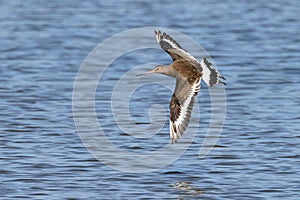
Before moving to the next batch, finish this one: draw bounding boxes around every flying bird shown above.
[138,30,225,143]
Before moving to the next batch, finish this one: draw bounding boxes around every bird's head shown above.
[137,65,165,76]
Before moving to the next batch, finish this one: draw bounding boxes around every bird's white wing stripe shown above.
[155,30,199,63]
[158,37,178,49]
[200,58,224,87]
[201,58,212,86]
[155,30,183,50]
[175,78,200,127]
[170,78,201,142]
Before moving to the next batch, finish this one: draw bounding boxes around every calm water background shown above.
[1,0,300,199]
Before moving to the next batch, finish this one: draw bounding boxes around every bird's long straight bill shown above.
[136,70,154,77]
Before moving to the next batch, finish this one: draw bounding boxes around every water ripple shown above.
[1,0,300,199]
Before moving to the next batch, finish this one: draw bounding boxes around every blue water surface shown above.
[1,0,299,199]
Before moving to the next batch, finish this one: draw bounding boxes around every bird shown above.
[137,30,225,143]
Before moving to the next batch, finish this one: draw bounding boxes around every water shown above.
[1,0,300,199]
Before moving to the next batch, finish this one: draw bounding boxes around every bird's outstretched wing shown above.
[154,30,225,87]
[155,30,196,63]
[169,76,201,143]
[200,57,226,87]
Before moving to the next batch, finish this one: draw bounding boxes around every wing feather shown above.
[169,77,201,143]
[155,30,226,87]
[155,30,197,63]
[200,58,226,87]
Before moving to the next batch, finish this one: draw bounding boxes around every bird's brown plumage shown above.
[171,59,202,84]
